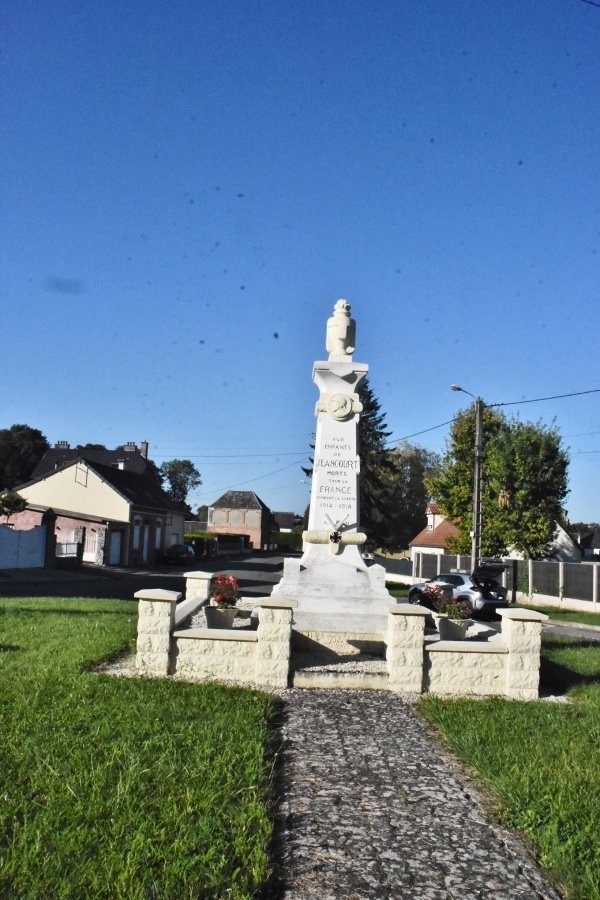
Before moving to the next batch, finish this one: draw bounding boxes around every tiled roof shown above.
[32,447,155,480]
[273,511,296,530]
[410,519,460,549]
[86,462,177,511]
[211,490,270,512]
[579,531,600,550]
[425,502,441,514]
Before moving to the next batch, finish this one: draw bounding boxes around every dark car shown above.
[163,543,196,564]
[408,562,509,618]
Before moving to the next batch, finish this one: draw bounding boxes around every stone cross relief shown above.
[304,513,367,556]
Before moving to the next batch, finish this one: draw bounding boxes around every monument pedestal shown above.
[274,547,392,633]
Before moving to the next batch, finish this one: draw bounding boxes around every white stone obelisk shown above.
[272,300,392,631]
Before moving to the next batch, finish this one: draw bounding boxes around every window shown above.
[133,516,142,550]
[155,519,162,550]
[212,509,227,525]
[245,510,259,526]
[229,510,242,526]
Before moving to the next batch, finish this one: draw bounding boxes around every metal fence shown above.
[563,563,594,602]
[414,553,598,605]
[532,561,560,597]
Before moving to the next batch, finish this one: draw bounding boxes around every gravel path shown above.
[272,690,562,899]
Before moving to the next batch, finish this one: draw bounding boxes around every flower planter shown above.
[205,607,238,629]
[437,617,472,641]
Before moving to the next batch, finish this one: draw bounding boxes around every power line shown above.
[493,388,600,407]
[192,456,312,499]
[385,419,454,447]
[384,389,600,449]
[152,451,306,460]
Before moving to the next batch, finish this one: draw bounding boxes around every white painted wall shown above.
[21,465,130,522]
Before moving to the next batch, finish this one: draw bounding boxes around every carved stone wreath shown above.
[315,393,363,421]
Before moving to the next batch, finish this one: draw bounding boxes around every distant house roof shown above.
[410,519,460,550]
[273,511,296,530]
[210,491,271,512]
[32,444,157,481]
[579,531,600,551]
[425,502,441,515]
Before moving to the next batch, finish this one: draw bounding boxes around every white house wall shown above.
[21,465,130,523]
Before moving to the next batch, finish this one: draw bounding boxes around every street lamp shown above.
[451,385,484,571]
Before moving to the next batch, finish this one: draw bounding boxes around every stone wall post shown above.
[135,588,181,676]
[386,605,428,693]
[255,600,295,688]
[499,607,548,700]
[184,570,213,601]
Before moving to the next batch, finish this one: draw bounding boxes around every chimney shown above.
[140,441,149,459]
[55,441,70,450]
[123,442,137,452]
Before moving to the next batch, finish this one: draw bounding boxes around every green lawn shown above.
[386,583,410,598]
[0,598,278,899]
[420,636,600,900]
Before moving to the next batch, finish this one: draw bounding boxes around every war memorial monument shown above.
[271,299,393,633]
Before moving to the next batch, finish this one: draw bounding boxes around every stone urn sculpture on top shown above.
[205,574,240,629]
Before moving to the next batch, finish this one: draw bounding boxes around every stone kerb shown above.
[135,588,181,677]
[255,599,295,688]
[386,605,428,693]
[499,607,548,700]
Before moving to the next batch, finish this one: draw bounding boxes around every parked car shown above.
[163,543,195,564]
[408,562,509,618]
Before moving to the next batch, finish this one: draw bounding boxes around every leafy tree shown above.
[79,443,107,451]
[357,378,396,549]
[159,459,202,511]
[0,490,27,523]
[0,425,50,489]
[195,504,209,522]
[569,521,600,534]
[427,404,569,559]
[486,418,569,558]
[385,442,440,550]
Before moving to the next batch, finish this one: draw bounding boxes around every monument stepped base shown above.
[291,625,389,689]
[292,670,390,690]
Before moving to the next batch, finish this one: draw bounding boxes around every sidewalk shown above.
[273,690,561,899]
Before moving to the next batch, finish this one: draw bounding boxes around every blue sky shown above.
[2,0,599,521]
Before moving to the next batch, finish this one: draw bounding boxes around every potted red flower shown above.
[205,575,240,629]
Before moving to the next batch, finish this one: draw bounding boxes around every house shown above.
[409,503,582,566]
[207,491,273,550]
[1,458,185,566]
[409,503,460,563]
[32,440,157,480]
[272,511,300,532]
[577,531,600,559]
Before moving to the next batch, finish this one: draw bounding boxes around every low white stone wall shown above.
[135,588,181,677]
[386,605,428,693]
[425,643,508,697]
[172,629,258,681]
[134,589,547,699]
[386,604,547,699]
[135,585,295,687]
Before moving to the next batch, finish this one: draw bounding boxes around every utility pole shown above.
[451,385,484,571]
[471,397,484,571]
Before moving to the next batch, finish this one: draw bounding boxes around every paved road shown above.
[0,552,286,600]
[543,621,600,642]
[273,690,562,899]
